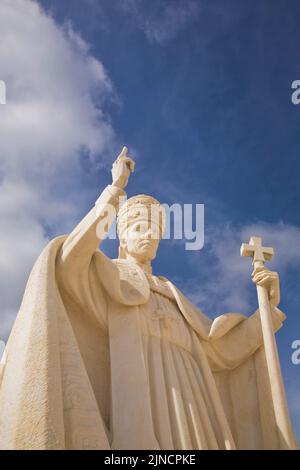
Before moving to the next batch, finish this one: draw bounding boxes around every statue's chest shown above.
[145,273,174,300]
[111,260,192,350]
[140,290,193,352]
[142,274,186,332]
[113,259,175,302]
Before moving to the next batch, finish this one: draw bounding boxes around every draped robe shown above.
[0,185,297,450]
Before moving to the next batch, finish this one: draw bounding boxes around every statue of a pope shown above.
[0,148,296,450]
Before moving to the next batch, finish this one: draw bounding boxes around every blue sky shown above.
[0,0,299,441]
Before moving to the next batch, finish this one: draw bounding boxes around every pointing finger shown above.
[120,146,128,157]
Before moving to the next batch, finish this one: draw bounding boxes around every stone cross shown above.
[240,236,274,266]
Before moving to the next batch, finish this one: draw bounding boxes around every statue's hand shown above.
[252,267,280,307]
[111,146,135,189]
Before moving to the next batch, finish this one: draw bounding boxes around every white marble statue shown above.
[0,148,297,450]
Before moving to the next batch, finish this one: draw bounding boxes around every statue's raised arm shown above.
[58,147,135,274]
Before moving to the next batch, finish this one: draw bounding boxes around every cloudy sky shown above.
[0,0,300,440]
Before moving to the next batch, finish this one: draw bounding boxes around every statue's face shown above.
[122,220,161,263]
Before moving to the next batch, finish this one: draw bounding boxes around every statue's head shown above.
[117,195,166,264]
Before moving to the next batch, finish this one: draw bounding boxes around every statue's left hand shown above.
[252,267,280,307]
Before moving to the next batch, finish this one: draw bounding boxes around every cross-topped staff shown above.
[241,236,297,449]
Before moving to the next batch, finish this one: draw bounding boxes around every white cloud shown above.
[119,0,200,45]
[144,1,200,45]
[0,0,116,340]
[0,0,115,175]
[184,222,300,316]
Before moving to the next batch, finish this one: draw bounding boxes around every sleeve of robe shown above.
[200,308,297,449]
[57,184,126,328]
[59,184,125,270]
[203,306,286,371]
